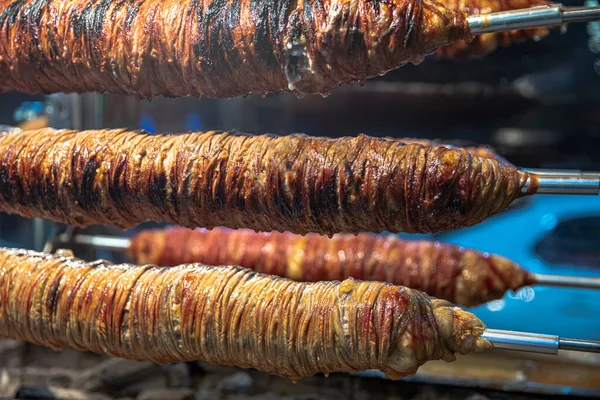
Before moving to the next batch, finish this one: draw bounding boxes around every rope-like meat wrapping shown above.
[0,128,538,235]
[0,247,491,380]
[436,0,551,59]
[386,137,514,167]
[0,0,471,99]
[128,227,536,307]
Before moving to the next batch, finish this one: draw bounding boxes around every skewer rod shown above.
[562,6,600,23]
[526,169,600,177]
[468,5,563,34]
[534,274,600,290]
[482,329,558,354]
[522,174,600,194]
[483,329,600,354]
[62,234,130,252]
[559,338,600,353]
[468,5,600,34]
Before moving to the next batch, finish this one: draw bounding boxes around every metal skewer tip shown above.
[468,4,600,34]
[534,274,600,290]
[57,233,131,252]
[483,329,600,354]
[525,168,600,177]
[559,338,600,353]
[562,5,600,24]
[522,173,600,195]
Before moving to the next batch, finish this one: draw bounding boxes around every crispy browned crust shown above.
[128,227,536,307]
[0,247,491,380]
[436,0,552,59]
[385,137,514,167]
[0,0,471,99]
[0,129,538,235]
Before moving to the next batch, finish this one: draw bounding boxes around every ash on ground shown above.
[0,340,588,400]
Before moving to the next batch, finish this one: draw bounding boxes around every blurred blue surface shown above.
[399,195,600,340]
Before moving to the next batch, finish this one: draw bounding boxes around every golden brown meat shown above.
[0,128,539,235]
[0,0,471,99]
[0,247,491,380]
[128,227,535,307]
[386,137,514,166]
[436,0,551,59]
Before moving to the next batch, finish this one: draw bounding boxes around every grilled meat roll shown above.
[0,129,538,235]
[0,0,470,99]
[437,0,551,59]
[128,227,535,307]
[0,247,491,380]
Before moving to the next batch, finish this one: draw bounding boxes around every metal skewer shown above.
[64,233,131,252]
[534,274,600,290]
[522,173,600,195]
[482,329,600,354]
[468,4,600,34]
[526,168,600,177]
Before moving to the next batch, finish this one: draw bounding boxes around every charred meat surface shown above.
[0,129,538,235]
[0,0,470,99]
[128,227,536,307]
[0,247,491,381]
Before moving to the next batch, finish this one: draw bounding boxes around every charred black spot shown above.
[23,0,47,37]
[148,170,169,213]
[109,155,127,211]
[42,168,57,211]
[252,0,287,68]
[0,163,9,201]
[69,0,110,41]
[0,0,25,27]
[403,0,420,49]
[81,157,99,212]
[125,0,139,28]
[13,173,25,206]
[33,162,53,211]
[323,171,338,215]
[19,0,48,63]
[70,147,81,200]
[46,276,61,314]
[79,3,95,38]
[345,24,367,57]
[93,0,112,37]
[373,0,381,13]
[274,169,294,219]
[169,169,179,216]
[213,158,227,209]
[0,145,17,204]
[70,7,83,38]
[48,30,59,55]
[203,0,238,74]
[307,165,337,224]
[224,0,242,65]
[191,0,204,59]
